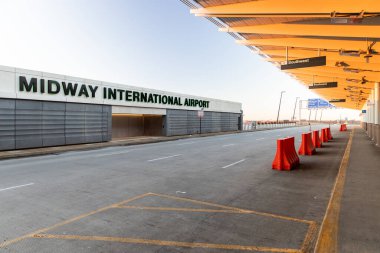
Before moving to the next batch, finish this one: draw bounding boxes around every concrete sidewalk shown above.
[338,128,380,252]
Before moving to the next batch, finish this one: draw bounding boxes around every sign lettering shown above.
[18,76,210,108]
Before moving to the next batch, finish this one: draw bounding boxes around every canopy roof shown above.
[182,0,380,109]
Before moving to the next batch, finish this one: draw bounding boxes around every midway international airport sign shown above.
[0,65,243,114]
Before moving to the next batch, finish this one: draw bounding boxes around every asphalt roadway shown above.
[0,124,349,253]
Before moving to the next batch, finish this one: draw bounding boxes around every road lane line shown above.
[149,193,314,223]
[0,183,34,192]
[256,138,265,140]
[32,234,300,253]
[0,192,152,249]
[222,159,246,169]
[314,129,355,253]
[222,144,235,147]
[94,150,134,157]
[148,154,182,162]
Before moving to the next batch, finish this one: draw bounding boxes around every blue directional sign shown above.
[308,99,319,109]
[318,99,329,108]
[308,99,333,109]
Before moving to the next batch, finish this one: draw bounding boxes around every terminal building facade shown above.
[0,65,242,151]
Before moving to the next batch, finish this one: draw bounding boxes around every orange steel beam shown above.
[191,0,380,17]
[292,72,378,83]
[261,49,380,64]
[220,24,380,38]
[266,57,380,72]
[238,38,380,51]
[286,68,380,81]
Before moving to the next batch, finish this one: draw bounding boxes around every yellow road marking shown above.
[118,205,250,213]
[33,233,301,253]
[148,192,314,224]
[0,192,152,249]
[1,191,317,252]
[301,222,318,253]
[314,129,355,253]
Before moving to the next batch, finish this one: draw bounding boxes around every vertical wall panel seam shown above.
[64,102,67,145]
[14,99,16,149]
[14,73,16,149]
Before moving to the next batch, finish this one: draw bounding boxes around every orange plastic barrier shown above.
[326,127,333,140]
[320,128,329,143]
[312,130,322,148]
[340,124,347,131]
[298,132,316,155]
[272,137,300,171]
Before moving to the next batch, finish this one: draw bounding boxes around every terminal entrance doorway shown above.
[111,114,164,139]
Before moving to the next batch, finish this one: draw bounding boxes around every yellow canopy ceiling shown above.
[183,0,380,109]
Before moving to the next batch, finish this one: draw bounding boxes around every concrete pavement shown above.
[0,124,349,252]
[338,128,380,253]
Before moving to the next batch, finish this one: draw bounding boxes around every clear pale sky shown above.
[0,0,360,121]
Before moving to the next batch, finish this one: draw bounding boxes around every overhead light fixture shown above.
[339,49,361,57]
[331,17,363,24]
[331,11,364,24]
[364,53,373,63]
[343,67,360,73]
[335,61,350,67]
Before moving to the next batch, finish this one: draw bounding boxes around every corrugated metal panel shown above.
[85,104,104,143]
[102,106,112,141]
[166,109,240,136]
[187,110,199,134]
[211,112,222,132]
[65,103,86,145]
[15,100,43,149]
[0,98,111,151]
[166,109,188,136]
[42,102,65,147]
[0,99,15,150]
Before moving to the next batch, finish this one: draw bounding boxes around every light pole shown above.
[308,109,312,131]
[320,110,323,122]
[276,91,286,124]
[314,109,318,121]
[292,97,299,121]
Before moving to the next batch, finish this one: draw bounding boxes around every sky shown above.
[0,0,361,121]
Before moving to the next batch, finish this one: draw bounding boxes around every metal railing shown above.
[242,121,297,131]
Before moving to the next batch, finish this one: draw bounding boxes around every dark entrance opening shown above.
[111,114,163,139]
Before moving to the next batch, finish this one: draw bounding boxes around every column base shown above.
[367,123,372,138]
[363,122,368,131]
[373,124,377,142]
[376,124,380,147]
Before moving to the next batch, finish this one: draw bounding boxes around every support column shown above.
[375,82,380,146]
[362,101,368,130]
[367,90,372,138]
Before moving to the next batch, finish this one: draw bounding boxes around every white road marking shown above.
[176,191,187,194]
[148,154,182,162]
[177,142,196,146]
[222,144,235,147]
[0,183,34,192]
[256,138,265,140]
[94,150,134,157]
[222,159,246,169]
